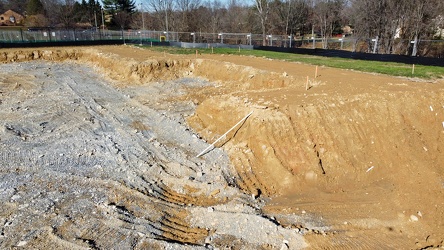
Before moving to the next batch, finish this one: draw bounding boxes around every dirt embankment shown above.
[2,46,444,249]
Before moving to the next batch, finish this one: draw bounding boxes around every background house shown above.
[0,10,24,26]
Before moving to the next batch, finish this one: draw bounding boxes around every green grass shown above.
[141,46,444,79]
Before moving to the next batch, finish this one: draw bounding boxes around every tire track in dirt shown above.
[44,62,229,246]
[0,60,309,249]
[189,73,444,248]
[3,46,443,248]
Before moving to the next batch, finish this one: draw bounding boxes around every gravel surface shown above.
[0,61,307,249]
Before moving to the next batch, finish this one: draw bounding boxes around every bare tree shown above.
[206,0,224,34]
[311,0,344,49]
[176,0,201,11]
[144,0,174,32]
[401,0,441,56]
[224,0,248,33]
[349,0,381,52]
[273,0,296,35]
[349,0,406,54]
[55,0,78,28]
[253,0,272,45]
[25,14,49,27]
[113,11,130,29]
[175,0,202,32]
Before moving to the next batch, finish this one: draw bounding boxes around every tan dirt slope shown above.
[1,45,444,249]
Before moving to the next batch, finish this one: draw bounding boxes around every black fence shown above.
[256,46,444,67]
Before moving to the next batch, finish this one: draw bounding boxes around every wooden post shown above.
[412,64,415,75]
[212,46,214,54]
[315,65,318,78]
[196,50,198,58]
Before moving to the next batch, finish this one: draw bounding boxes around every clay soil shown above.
[1,45,444,249]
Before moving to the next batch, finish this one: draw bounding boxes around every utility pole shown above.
[140,3,145,45]
[101,8,105,36]
[94,10,98,30]
[94,9,99,39]
[160,0,169,41]
[165,6,169,41]
[140,3,145,31]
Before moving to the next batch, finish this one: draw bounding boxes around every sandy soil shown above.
[1,45,444,249]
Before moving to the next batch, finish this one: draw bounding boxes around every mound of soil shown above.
[1,45,443,249]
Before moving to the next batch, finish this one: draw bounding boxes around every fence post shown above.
[20,28,24,42]
[411,35,418,57]
[340,35,344,50]
[372,36,378,54]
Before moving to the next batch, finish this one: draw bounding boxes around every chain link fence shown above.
[0,28,170,43]
[1,28,443,57]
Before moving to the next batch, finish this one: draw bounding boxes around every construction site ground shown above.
[0,45,443,249]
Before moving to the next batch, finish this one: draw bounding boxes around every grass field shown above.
[142,46,444,79]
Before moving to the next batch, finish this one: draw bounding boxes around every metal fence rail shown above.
[1,28,444,57]
[0,29,186,43]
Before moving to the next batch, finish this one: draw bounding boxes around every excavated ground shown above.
[1,45,444,249]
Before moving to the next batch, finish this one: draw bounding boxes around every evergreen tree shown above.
[102,0,135,13]
[4,0,27,14]
[26,0,45,15]
[102,0,135,29]
[91,1,102,20]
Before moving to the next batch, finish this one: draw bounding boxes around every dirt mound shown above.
[0,49,81,62]
[1,45,444,249]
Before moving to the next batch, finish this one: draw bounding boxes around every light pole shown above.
[165,6,168,41]
[94,9,98,39]
[94,10,98,30]
[140,3,144,45]
[101,8,105,36]
[160,0,169,41]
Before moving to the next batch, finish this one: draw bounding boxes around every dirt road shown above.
[1,45,443,249]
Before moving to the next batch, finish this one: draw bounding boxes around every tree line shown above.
[1,0,443,55]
